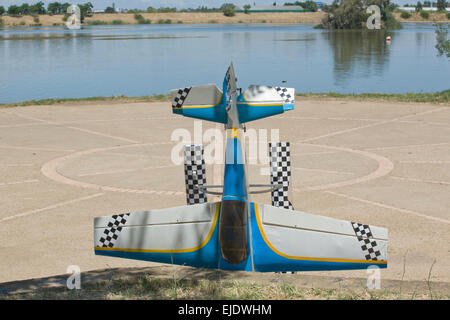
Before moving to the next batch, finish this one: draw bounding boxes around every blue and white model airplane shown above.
[94,63,388,272]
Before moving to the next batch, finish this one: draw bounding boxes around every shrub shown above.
[223,7,235,17]
[33,16,40,23]
[420,10,429,19]
[157,19,172,24]
[221,3,236,17]
[0,18,3,28]
[87,20,107,25]
[112,20,125,25]
[400,11,411,19]
[447,12,450,20]
[134,13,151,24]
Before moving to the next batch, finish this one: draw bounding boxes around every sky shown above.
[0,0,418,10]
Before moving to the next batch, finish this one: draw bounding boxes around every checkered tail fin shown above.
[269,142,294,210]
[184,144,208,205]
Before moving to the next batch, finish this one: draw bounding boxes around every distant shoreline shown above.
[1,91,449,108]
[1,12,449,28]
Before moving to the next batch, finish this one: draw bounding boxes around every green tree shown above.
[436,0,447,11]
[303,1,318,11]
[104,6,116,13]
[416,1,423,11]
[48,2,63,14]
[243,4,251,13]
[365,0,401,29]
[321,0,400,29]
[61,3,71,12]
[435,24,450,58]
[423,1,431,6]
[30,2,46,14]
[8,5,22,16]
[19,3,30,15]
[78,2,93,22]
[0,6,5,15]
[321,0,368,29]
[221,3,236,16]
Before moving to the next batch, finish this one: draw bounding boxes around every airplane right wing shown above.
[94,202,221,269]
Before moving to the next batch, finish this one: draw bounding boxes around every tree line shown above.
[404,1,449,9]
[0,2,94,17]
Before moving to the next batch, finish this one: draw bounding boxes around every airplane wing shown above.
[171,84,227,124]
[94,202,221,269]
[237,85,295,123]
[94,201,387,272]
[250,202,388,272]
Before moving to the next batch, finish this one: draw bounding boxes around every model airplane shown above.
[94,63,388,272]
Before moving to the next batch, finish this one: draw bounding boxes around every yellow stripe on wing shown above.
[253,203,387,265]
[95,202,220,254]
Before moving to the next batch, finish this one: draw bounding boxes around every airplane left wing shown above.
[250,203,388,272]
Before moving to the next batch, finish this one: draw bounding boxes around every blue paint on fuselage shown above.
[222,137,247,202]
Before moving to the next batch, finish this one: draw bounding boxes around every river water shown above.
[0,23,448,103]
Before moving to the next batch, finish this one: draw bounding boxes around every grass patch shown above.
[157,19,172,24]
[400,11,411,19]
[0,94,171,108]
[112,20,126,25]
[295,90,450,104]
[86,20,108,25]
[2,276,450,300]
[1,91,448,109]
[420,11,430,20]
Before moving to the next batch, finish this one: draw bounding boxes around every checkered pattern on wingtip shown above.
[99,213,130,248]
[184,144,207,205]
[351,222,383,261]
[274,86,294,104]
[172,87,191,109]
[269,142,294,210]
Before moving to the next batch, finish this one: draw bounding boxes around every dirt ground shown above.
[0,99,449,295]
[1,12,448,27]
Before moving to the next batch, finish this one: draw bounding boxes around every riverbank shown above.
[1,91,449,108]
[0,11,449,28]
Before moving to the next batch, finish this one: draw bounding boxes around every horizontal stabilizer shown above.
[171,84,227,124]
[237,85,295,123]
